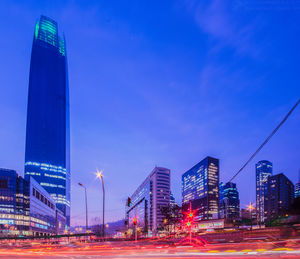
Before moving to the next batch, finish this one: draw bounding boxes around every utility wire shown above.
[228,99,300,183]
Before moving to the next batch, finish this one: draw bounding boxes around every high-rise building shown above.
[256,160,272,224]
[170,193,177,207]
[295,183,300,198]
[265,173,294,221]
[295,171,300,198]
[125,167,171,236]
[24,16,70,227]
[182,156,219,221]
[219,182,240,220]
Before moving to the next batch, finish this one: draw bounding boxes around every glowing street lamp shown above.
[96,170,105,239]
[248,202,254,230]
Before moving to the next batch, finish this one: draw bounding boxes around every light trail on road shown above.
[0,238,300,258]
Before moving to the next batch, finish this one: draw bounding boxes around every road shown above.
[0,238,300,258]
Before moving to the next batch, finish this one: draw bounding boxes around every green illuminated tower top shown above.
[34,15,65,56]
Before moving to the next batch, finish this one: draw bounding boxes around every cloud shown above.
[184,0,261,58]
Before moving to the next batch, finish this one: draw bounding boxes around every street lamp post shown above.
[248,202,253,231]
[78,183,88,232]
[96,171,105,239]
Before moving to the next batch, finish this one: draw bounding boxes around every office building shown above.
[295,183,300,198]
[241,207,257,221]
[265,173,294,221]
[170,193,177,207]
[182,156,219,221]
[295,171,300,198]
[256,160,272,224]
[125,167,171,236]
[24,15,70,227]
[219,182,240,220]
[0,168,66,237]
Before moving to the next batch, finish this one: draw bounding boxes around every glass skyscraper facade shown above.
[182,156,219,221]
[24,16,70,227]
[265,173,294,222]
[295,171,300,198]
[219,182,240,220]
[295,182,300,198]
[256,160,272,224]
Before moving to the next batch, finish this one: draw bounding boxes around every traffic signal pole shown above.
[135,207,137,242]
[189,201,192,244]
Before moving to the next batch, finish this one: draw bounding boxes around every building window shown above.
[0,179,8,189]
[33,188,36,196]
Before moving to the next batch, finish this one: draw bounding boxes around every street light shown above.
[78,182,88,232]
[248,202,254,231]
[96,170,105,239]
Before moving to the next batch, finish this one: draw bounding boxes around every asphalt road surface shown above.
[0,238,300,258]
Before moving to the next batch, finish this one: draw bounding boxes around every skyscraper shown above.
[182,156,219,221]
[219,182,240,220]
[24,16,70,227]
[256,160,272,224]
[295,170,300,198]
[295,182,300,198]
[265,173,294,221]
[125,167,171,235]
[170,193,177,207]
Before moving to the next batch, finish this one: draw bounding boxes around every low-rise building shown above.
[0,168,66,237]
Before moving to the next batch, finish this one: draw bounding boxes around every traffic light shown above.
[184,207,196,228]
[132,217,137,226]
[127,197,132,207]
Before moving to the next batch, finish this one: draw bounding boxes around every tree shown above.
[160,204,182,233]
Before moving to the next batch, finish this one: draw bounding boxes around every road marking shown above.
[207,250,219,253]
[225,249,236,252]
[272,247,293,251]
[256,248,267,252]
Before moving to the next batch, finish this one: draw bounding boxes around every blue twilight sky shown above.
[0,0,299,226]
